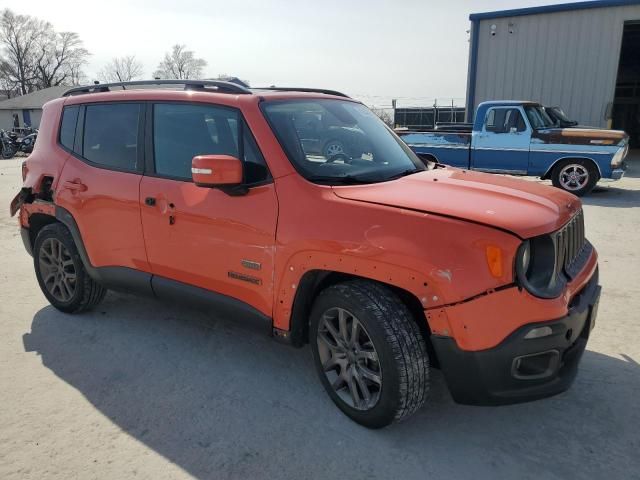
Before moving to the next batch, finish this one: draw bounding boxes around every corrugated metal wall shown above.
[471,4,640,127]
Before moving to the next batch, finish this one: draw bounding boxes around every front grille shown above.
[554,209,589,279]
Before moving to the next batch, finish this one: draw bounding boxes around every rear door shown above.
[55,102,150,272]
[139,102,278,317]
[471,106,531,174]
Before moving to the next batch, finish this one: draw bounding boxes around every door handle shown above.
[144,197,156,206]
[63,180,87,192]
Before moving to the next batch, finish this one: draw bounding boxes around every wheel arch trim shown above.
[541,156,602,180]
[279,263,434,347]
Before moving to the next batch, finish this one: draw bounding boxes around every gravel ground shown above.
[0,153,639,480]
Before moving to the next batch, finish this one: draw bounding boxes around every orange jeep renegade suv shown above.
[11,80,601,428]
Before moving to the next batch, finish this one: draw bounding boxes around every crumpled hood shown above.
[534,127,627,146]
[332,168,580,238]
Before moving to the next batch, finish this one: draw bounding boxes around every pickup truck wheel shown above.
[310,280,430,428]
[34,223,107,313]
[551,160,599,196]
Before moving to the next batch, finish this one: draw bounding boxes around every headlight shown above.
[515,236,565,299]
[611,146,627,168]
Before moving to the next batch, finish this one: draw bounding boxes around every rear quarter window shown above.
[59,106,79,150]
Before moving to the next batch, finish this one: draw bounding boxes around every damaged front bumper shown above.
[432,269,600,405]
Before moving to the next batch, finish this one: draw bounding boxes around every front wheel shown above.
[310,280,430,428]
[551,159,599,196]
[1,143,16,159]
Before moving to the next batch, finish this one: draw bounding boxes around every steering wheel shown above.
[324,153,352,164]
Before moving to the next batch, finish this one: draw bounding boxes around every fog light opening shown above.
[512,350,560,380]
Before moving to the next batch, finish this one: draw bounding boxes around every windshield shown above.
[262,99,426,185]
[545,106,576,126]
[524,105,555,129]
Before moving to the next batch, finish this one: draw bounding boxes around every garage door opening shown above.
[613,21,640,148]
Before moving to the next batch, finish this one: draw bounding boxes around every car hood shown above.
[332,168,580,238]
[534,127,627,146]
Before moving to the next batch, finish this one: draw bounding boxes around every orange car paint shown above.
[16,87,596,358]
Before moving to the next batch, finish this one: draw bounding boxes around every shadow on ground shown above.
[23,293,639,480]
[582,185,640,208]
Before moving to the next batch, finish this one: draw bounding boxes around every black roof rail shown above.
[253,87,350,98]
[62,79,252,97]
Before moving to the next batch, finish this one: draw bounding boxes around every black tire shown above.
[2,144,16,159]
[33,223,107,313]
[551,159,599,196]
[309,280,430,428]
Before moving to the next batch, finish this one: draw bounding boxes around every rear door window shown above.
[82,103,141,171]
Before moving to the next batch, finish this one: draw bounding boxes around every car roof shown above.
[478,100,541,107]
[61,80,354,104]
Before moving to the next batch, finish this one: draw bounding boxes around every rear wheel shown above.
[551,159,599,196]
[34,223,107,313]
[310,280,430,428]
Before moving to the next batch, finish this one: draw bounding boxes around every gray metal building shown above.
[466,0,640,146]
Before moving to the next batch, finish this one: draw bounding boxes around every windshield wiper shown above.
[308,168,424,185]
[383,168,424,181]
[307,175,379,185]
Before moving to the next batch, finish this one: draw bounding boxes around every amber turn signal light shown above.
[485,245,503,278]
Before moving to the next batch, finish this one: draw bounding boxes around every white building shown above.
[0,86,69,131]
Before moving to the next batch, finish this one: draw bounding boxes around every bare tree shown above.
[0,9,45,94]
[154,44,206,80]
[0,9,89,92]
[370,107,394,127]
[34,31,89,87]
[0,58,20,97]
[98,55,144,83]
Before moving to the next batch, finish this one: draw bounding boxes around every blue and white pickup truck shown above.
[397,101,629,196]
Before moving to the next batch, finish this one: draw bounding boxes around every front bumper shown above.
[610,166,626,181]
[432,270,600,405]
[605,161,626,181]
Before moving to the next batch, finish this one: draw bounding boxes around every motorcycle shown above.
[0,130,15,159]
[17,130,37,154]
[1,128,38,158]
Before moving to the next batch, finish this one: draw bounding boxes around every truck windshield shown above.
[262,99,426,185]
[524,105,555,129]
[545,106,578,126]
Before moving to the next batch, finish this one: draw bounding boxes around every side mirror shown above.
[509,127,518,134]
[191,155,243,188]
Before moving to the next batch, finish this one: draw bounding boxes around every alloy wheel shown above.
[38,238,77,302]
[316,307,382,410]
[559,164,589,191]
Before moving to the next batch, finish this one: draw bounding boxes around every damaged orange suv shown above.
[11,80,600,428]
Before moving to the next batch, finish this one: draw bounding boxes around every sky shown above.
[3,0,584,107]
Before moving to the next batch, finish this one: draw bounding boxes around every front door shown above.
[139,102,278,317]
[471,106,531,174]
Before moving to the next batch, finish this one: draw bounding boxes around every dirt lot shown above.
[1,154,639,480]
